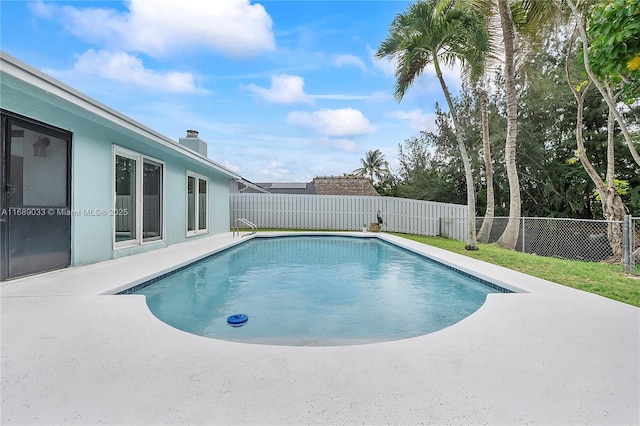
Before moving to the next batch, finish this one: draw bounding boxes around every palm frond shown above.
[376,0,491,100]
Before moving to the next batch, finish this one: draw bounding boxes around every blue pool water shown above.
[133,236,502,346]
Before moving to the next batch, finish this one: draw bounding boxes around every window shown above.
[115,155,136,243]
[187,172,208,236]
[143,160,162,242]
[114,147,164,248]
[8,124,69,208]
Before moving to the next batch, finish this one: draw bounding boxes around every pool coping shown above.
[2,231,638,425]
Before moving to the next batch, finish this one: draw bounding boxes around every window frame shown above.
[113,146,165,249]
[141,158,164,243]
[186,171,209,237]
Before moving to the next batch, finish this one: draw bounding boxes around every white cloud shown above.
[390,109,438,133]
[72,50,199,93]
[332,54,367,73]
[223,160,241,173]
[413,62,463,100]
[317,137,358,152]
[28,0,56,19]
[286,108,374,137]
[366,91,393,103]
[246,75,314,105]
[259,161,290,179]
[310,91,392,102]
[310,94,367,101]
[367,45,396,77]
[30,0,275,58]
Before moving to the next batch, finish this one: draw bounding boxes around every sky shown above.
[0,0,463,182]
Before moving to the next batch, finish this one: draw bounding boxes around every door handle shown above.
[4,184,15,194]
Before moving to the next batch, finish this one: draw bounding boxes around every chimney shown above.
[178,129,208,157]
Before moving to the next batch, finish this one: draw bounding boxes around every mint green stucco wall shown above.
[1,72,234,267]
[209,175,231,234]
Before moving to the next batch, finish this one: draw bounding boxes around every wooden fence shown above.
[229,194,467,241]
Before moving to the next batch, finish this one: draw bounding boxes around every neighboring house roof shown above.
[238,176,380,196]
[256,182,316,195]
[313,176,380,196]
[0,51,241,181]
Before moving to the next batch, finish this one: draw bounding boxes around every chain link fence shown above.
[629,217,639,275]
[443,216,639,274]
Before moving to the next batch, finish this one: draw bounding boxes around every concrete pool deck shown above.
[1,232,638,425]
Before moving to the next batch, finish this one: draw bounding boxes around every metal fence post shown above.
[623,215,630,274]
[521,217,525,253]
[632,216,637,275]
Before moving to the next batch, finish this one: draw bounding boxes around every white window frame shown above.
[113,146,165,249]
[186,171,209,237]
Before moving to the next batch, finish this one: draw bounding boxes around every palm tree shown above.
[492,0,522,250]
[467,3,502,244]
[353,149,389,183]
[475,87,495,243]
[376,0,490,250]
[471,0,564,249]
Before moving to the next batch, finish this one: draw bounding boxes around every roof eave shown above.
[0,51,242,180]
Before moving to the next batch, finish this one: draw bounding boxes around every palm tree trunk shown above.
[434,58,478,250]
[496,0,521,250]
[477,88,494,243]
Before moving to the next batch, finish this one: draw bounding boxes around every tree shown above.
[472,0,566,248]
[395,131,468,204]
[566,29,629,261]
[376,0,490,250]
[566,0,640,167]
[587,0,640,104]
[353,149,389,183]
[475,87,495,242]
[389,30,639,221]
[491,0,522,249]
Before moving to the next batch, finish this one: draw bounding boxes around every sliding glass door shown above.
[1,112,71,280]
[187,172,208,236]
[114,147,164,248]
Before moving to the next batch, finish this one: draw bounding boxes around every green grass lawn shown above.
[390,233,640,307]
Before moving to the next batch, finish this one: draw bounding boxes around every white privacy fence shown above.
[229,194,468,239]
[115,195,161,232]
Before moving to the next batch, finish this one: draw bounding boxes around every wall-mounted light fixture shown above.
[33,137,50,157]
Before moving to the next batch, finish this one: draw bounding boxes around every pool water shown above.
[133,236,501,346]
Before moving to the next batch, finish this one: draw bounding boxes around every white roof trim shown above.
[0,51,242,180]
[236,179,270,193]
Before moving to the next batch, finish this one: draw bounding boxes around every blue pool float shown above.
[227,314,248,326]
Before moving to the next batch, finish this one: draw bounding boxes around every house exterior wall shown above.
[1,57,237,268]
[209,175,231,235]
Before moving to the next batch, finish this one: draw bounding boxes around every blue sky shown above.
[1,0,462,182]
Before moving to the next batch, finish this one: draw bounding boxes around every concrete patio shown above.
[2,232,638,425]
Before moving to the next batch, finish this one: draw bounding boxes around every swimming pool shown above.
[131,236,508,345]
